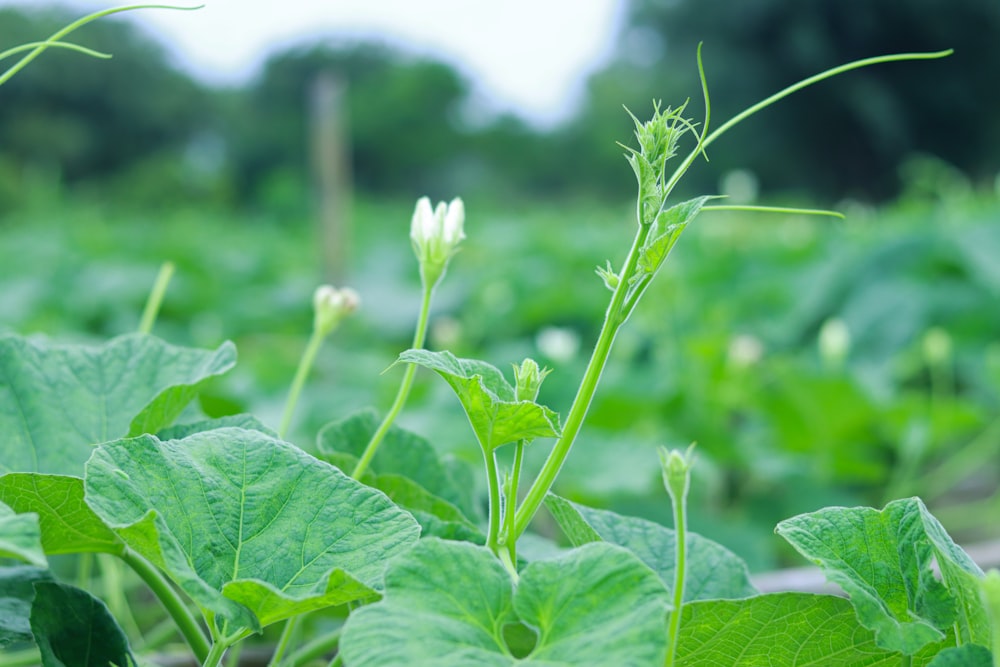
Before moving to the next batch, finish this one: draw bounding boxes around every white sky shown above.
[1,0,626,126]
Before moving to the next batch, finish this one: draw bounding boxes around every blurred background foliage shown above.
[1,0,999,569]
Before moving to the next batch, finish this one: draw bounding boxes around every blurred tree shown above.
[571,0,1000,202]
[227,43,474,203]
[0,8,210,189]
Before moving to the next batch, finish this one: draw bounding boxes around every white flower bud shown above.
[410,196,466,287]
[313,285,360,336]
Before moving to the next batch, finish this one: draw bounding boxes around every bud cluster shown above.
[622,102,697,227]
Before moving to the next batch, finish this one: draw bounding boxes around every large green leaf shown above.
[317,408,478,519]
[84,427,421,634]
[0,501,46,566]
[675,592,934,666]
[776,497,988,654]
[545,494,757,600]
[30,581,135,667]
[0,333,236,476]
[0,475,123,556]
[0,565,51,647]
[396,350,560,452]
[340,538,669,666]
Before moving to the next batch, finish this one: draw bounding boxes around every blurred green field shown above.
[2,188,998,570]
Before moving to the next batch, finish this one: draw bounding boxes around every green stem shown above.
[701,204,845,218]
[0,40,111,63]
[120,548,210,663]
[485,449,503,553]
[664,476,689,666]
[701,50,952,152]
[328,654,344,667]
[100,553,143,642]
[502,441,526,563]
[512,223,651,539]
[352,282,434,479]
[267,615,301,667]
[287,628,342,667]
[279,327,326,439]
[0,4,202,87]
[76,551,92,589]
[202,639,229,667]
[138,261,175,335]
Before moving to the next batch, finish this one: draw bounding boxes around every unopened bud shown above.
[818,318,850,369]
[922,327,952,367]
[313,285,360,336]
[410,196,465,287]
[658,444,696,502]
[513,357,551,402]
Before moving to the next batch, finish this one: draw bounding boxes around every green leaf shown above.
[30,581,135,667]
[396,350,560,452]
[376,474,484,543]
[317,408,477,518]
[545,494,757,600]
[925,644,993,667]
[0,565,51,647]
[84,427,421,634]
[776,497,988,654]
[676,592,908,666]
[636,195,716,276]
[0,474,123,556]
[340,538,669,666]
[0,501,46,566]
[157,414,276,440]
[0,333,236,476]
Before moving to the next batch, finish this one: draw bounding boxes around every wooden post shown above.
[310,71,353,284]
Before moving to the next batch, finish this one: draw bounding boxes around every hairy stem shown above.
[138,261,175,335]
[512,222,652,538]
[352,282,434,479]
[120,548,210,663]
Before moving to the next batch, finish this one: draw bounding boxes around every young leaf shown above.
[635,195,718,277]
[340,538,669,666]
[676,592,925,666]
[776,497,988,654]
[0,474,123,556]
[84,427,421,635]
[30,581,135,667]
[396,350,560,452]
[0,565,51,647]
[0,333,235,476]
[0,501,46,566]
[546,494,757,600]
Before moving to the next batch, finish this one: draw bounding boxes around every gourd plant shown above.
[2,5,999,667]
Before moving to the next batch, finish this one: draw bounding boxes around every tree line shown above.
[0,0,996,212]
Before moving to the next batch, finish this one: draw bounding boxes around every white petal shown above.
[444,198,465,243]
[410,197,434,241]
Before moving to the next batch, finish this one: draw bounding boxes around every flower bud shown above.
[410,196,465,287]
[818,318,850,370]
[922,327,952,367]
[513,357,551,402]
[658,444,696,503]
[313,285,360,336]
